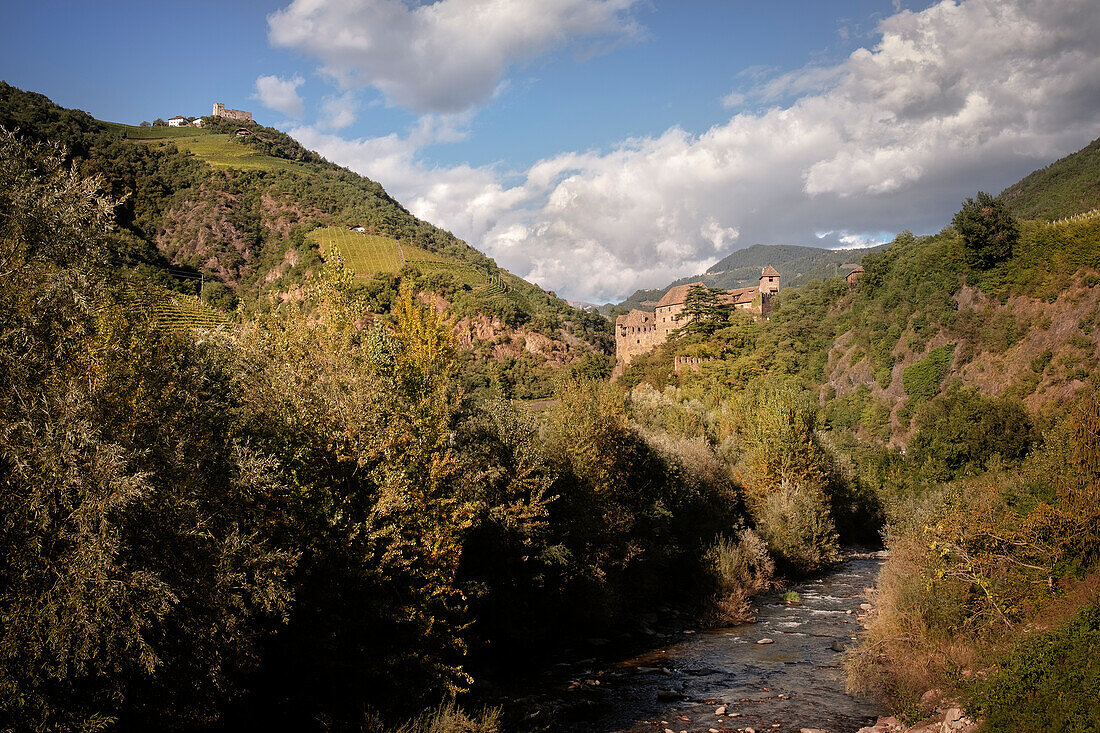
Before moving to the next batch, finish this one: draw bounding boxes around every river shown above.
[531,550,886,733]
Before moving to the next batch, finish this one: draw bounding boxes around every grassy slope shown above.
[1000,135,1100,220]
[104,121,314,174]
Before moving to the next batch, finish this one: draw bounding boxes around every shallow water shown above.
[547,550,886,733]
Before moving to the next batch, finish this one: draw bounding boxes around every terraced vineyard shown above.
[104,122,313,174]
[312,227,508,292]
[116,284,229,332]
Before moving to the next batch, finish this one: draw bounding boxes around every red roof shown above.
[721,286,758,305]
[761,265,780,277]
[655,282,707,308]
[616,309,654,327]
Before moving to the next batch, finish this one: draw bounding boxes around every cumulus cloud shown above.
[320,92,358,130]
[252,74,305,117]
[293,0,1100,302]
[267,0,642,113]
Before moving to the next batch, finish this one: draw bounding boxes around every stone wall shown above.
[212,103,253,124]
[615,319,664,366]
[615,268,780,367]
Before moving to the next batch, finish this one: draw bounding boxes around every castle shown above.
[212,102,252,124]
[615,266,779,366]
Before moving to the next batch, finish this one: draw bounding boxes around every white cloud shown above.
[320,92,358,130]
[267,0,642,113]
[252,74,305,117]
[293,0,1100,303]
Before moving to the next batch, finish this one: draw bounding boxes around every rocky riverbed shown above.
[528,550,890,733]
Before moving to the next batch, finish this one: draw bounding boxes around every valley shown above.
[1,66,1099,733]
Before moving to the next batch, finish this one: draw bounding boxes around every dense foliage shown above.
[968,602,1100,732]
[953,191,1020,269]
[1000,135,1100,220]
[0,131,745,731]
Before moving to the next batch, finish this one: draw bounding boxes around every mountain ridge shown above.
[604,241,886,314]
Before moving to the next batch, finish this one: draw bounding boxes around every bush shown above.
[393,701,502,733]
[707,529,774,623]
[754,481,840,575]
[901,344,955,401]
[969,603,1100,732]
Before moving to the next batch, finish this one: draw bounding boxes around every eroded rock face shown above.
[822,275,1100,447]
[157,184,323,290]
[451,311,594,366]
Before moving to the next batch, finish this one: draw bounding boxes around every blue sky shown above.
[1,0,908,169]
[3,0,1100,302]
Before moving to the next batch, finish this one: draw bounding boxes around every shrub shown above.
[393,701,502,733]
[969,603,1100,732]
[707,529,774,623]
[901,344,955,401]
[754,481,840,575]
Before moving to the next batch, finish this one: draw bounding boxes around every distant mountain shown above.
[605,242,885,314]
[1000,135,1100,220]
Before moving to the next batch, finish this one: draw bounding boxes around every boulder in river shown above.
[757,637,775,644]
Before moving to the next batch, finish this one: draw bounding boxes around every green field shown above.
[310,227,443,273]
[104,122,312,174]
[310,227,510,292]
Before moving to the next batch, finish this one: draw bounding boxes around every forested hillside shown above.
[1000,135,1100,219]
[0,82,612,399]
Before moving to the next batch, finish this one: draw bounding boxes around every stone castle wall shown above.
[616,321,664,366]
[615,270,779,367]
[212,102,253,124]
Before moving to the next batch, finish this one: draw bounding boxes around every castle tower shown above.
[213,102,225,117]
[759,266,780,295]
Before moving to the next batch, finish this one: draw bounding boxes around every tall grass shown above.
[393,702,502,733]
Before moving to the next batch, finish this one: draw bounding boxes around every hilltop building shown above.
[212,102,252,124]
[167,116,187,127]
[615,266,779,367]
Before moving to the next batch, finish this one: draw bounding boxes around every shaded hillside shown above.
[607,242,883,313]
[0,82,612,398]
[1000,134,1100,219]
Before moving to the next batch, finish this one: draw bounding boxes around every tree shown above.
[909,386,1035,479]
[952,191,1019,269]
[152,118,166,127]
[0,131,295,730]
[139,120,151,127]
[675,284,733,336]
